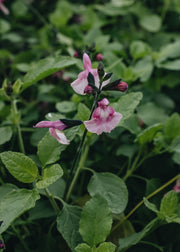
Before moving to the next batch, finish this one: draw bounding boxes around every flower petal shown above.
[34,120,66,131]
[49,128,70,145]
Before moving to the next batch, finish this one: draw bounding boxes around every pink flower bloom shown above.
[173,179,180,193]
[33,119,82,145]
[71,53,110,95]
[0,0,9,15]
[84,98,122,135]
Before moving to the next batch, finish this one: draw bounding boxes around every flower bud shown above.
[0,240,4,249]
[96,53,103,61]
[84,85,93,94]
[97,62,105,80]
[114,81,128,92]
[73,51,79,58]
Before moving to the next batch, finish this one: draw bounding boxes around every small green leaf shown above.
[12,79,23,94]
[0,151,38,183]
[143,197,159,214]
[56,101,77,114]
[79,194,112,247]
[130,40,151,60]
[0,127,13,145]
[111,92,143,125]
[75,243,91,252]
[36,164,63,189]
[164,113,180,143]
[97,242,116,252]
[136,123,162,145]
[0,189,40,234]
[139,14,161,32]
[88,172,128,214]
[77,103,91,121]
[23,56,77,90]
[37,131,66,167]
[160,190,178,221]
[57,204,82,251]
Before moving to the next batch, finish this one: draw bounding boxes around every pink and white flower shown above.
[173,179,180,193]
[84,98,122,135]
[0,0,9,15]
[71,53,110,95]
[33,119,82,145]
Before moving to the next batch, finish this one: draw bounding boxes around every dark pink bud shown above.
[84,85,93,94]
[96,53,103,61]
[0,240,4,249]
[73,51,79,58]
[115,81,128,92]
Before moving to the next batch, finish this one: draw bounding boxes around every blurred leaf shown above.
[0,127,13,145]
[0,151,38,183]
[57,204,82,252]
[88,172,128,214]
[36,164,63,189]
[136,123,162,145]
[0,189,40,234]
[156,40,180,63]
[79,195,112,247]
[77,103,91,121]
[130,40,151,60]
[157,59,180,70]
[139,14,161,32]
[37,131,66,167]
[23,56,77,90]
[0,20,10,34]
[164,113,180,143]
[133,56,153,82]
[56,101,77,114]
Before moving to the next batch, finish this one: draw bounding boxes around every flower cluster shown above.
[34,53,128,144]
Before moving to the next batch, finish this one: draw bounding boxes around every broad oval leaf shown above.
[97,242,116,252]
[23,56,77,91]
[75,243,91,252]
[0,189,40,234]
[0,151,38,183]
[36,164,63,189]
[88,172,128,214]
[79,194,112,247]
[57,204,82,252]
[0,126,13,145]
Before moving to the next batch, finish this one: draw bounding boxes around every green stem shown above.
[11,99,25,154]
[44,188,60,215]
[65,143,89,202]
[111,173,180,233]
[11,225,31,252]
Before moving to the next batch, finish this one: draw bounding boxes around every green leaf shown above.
[143,197,159,214]
[137,102,168,126]
[111,92,143,126]
[0,184,18,203]
[130,40,151,60]
[37,131,66,167]
[23,56,77,90]
[139,14,161,32]
[77,103,91,121]
[0,189,40,234]
[36,164,63,189]
[12,79,23,95]
[96,242,116,252]
[156,40,180,63]
[159,190,178,222]
[0,127,13,145]
[0,19,10,34]
[56,101,77,114]
[57,204,82,252]
[133,56,153,82]
[75,243,91,252]
[0,151,38,183]
[88,172,128,214]
[79,194,112,247]
[117,218,160,251]
[157,59,180,70]
[136,123,162,145]
[164,113,180,143]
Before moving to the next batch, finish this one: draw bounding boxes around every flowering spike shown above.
[84,98,122,135]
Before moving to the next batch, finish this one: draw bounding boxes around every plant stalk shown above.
[44,188,60,215]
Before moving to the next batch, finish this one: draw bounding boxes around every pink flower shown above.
[0,0,9,15]
[96,53,103,61]
[113,81,128,92]
[71,53,110,95]
[173,179,180,193]
[84,98,122,135]
[33,119,82,145]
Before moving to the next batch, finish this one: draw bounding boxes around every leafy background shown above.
[0,0,180,251]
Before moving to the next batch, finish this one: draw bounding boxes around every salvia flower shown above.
[71,53,110,95]
[173,179,180,193]
[84,98,122,135]
[0,0,9,15]
[33,119,82,145]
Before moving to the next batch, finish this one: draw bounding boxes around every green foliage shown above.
[0,127,12,145]
[0,151,38,183]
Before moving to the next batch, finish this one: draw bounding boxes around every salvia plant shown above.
[0,1,180,252]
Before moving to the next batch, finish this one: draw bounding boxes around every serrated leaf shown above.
[0,151,38,183]
[36,164,63,189]
[88,172,128,214]
[0,189,40,234]
[111,92,143,126]
[97,242,116,252]
[79,194,112,247]
[75,243,91,252]
[0,127,13,145]
[136,123,162,145]
[57,204,82,252]
[160,190,178,221]
[23,56,77,91]
[37,131,66,167]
